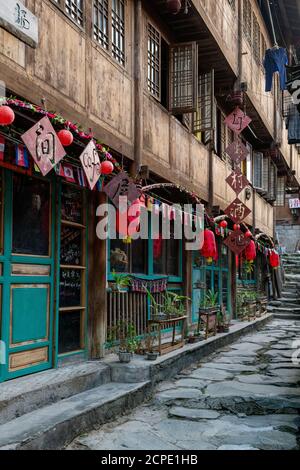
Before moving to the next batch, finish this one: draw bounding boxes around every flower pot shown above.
[146,351,159,361]
[188,335,203,344]
[118,351,132,363]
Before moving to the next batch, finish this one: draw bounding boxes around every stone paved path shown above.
[68,320,300,450]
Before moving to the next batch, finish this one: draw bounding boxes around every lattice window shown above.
[192,70,215,136]
[147,23,161,100]
[169,42,198,114]
[262,156,270,193]
[53,0,84,27]
[253,15,261,64]
[65,0,84,26]
[275,176,285,206]
[243,0,252,45]
[269,163,277,201]
[253,151,263,190]
[94,0,109,49]
[112,0,125,66]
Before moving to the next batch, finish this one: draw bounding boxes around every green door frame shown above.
[0,169,56,382]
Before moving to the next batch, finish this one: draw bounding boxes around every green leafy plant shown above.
[143,326,158,353]
[244,260,255,274]
[111,270,132,291]
[107,321,139,353]
[145,288,165,318]
[201,290,219,309]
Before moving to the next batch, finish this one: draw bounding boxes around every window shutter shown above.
[253,151,263,189]
[169,42,198,114]
[192,70,215,135]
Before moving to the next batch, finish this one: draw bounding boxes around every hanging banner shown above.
[224,230,251,256]
[224,107,252,135]
[103,171,141,208]
[79,140,101,190]
[224,198,251,224]
[226,169,249,195]
[21,116,66,176]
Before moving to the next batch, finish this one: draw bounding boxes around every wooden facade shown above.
[0,0,299,381]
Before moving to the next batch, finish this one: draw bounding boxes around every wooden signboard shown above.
[21,116,66,176]
[224,198,251,224]
[103,171,141,208]
[226,169,249,195]
[224,108,252,135]
[0,0,38,48]
[223,230,251,256]
[225,140,249,164]
[79,140,101,190]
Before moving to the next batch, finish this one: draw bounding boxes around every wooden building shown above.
[0,0,299,382]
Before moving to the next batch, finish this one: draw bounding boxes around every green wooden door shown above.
[0,170,55,382]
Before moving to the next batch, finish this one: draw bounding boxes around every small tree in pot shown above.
[143,326,159,361]
[107,321,139,363]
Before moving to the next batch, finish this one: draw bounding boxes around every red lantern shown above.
[57,129,73,146]
[0,106,15,126]
[233,224,240,231]
[245,240,256,262]
[167,0,181,14]
[245,230,252,238]
[116,198,145,237]
[270,250,280,269]
[200,229,217,264]
[219,220,228,229]
[101,160,114,175]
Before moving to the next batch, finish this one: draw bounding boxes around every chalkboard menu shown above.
[60,226,82,266]
[59,269,81,308]
[61,185,83,224]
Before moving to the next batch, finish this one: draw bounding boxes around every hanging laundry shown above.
[286,105,300,144]
[263,47,288,92]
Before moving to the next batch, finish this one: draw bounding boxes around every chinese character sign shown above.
[103,171,141,208]
[224,107,252,135]
[224,198,251,224]
[21,116,66,176]
[79,140,101,190]
[226,170,249,195]
[224,230,251,256]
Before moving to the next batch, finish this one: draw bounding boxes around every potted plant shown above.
[217,305,231,333]
[197,290,219,339]
[107,321,139,363]
[143,326,159,361]
[111,270,132,293]
[146,288,167,321]
[163,291,190,319]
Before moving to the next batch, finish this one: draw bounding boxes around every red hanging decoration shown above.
[245,230,252,238]
[200,229,217,264]
[245,240,256,262]
[0,106,15,126]
[219,220,228,229]
[167,0,182,14]
[57,129,73,147]
[116,198,145,237]
[101,160,114,175]
[233,224,240,231]
[269,250,280,269]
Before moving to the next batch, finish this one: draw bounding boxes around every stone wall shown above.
[276,224,300,253]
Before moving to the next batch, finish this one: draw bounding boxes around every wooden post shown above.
[88,191,107,359]
[131,0,143,177]
[230,252,237,318]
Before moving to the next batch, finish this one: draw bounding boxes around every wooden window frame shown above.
[243,0,252,46]
[92,0,126,67]
[252,14,261,65]
[147,22,161,101]
[52,0,84,28]
[253,151,264,191]
[275,176,286,207]
[169,42,198,115]
[192,70,215,137]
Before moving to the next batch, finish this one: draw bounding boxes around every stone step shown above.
[0,381,151,450]
[273,313,300,320]
[0,362,111,426]
[267,306,300,315]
